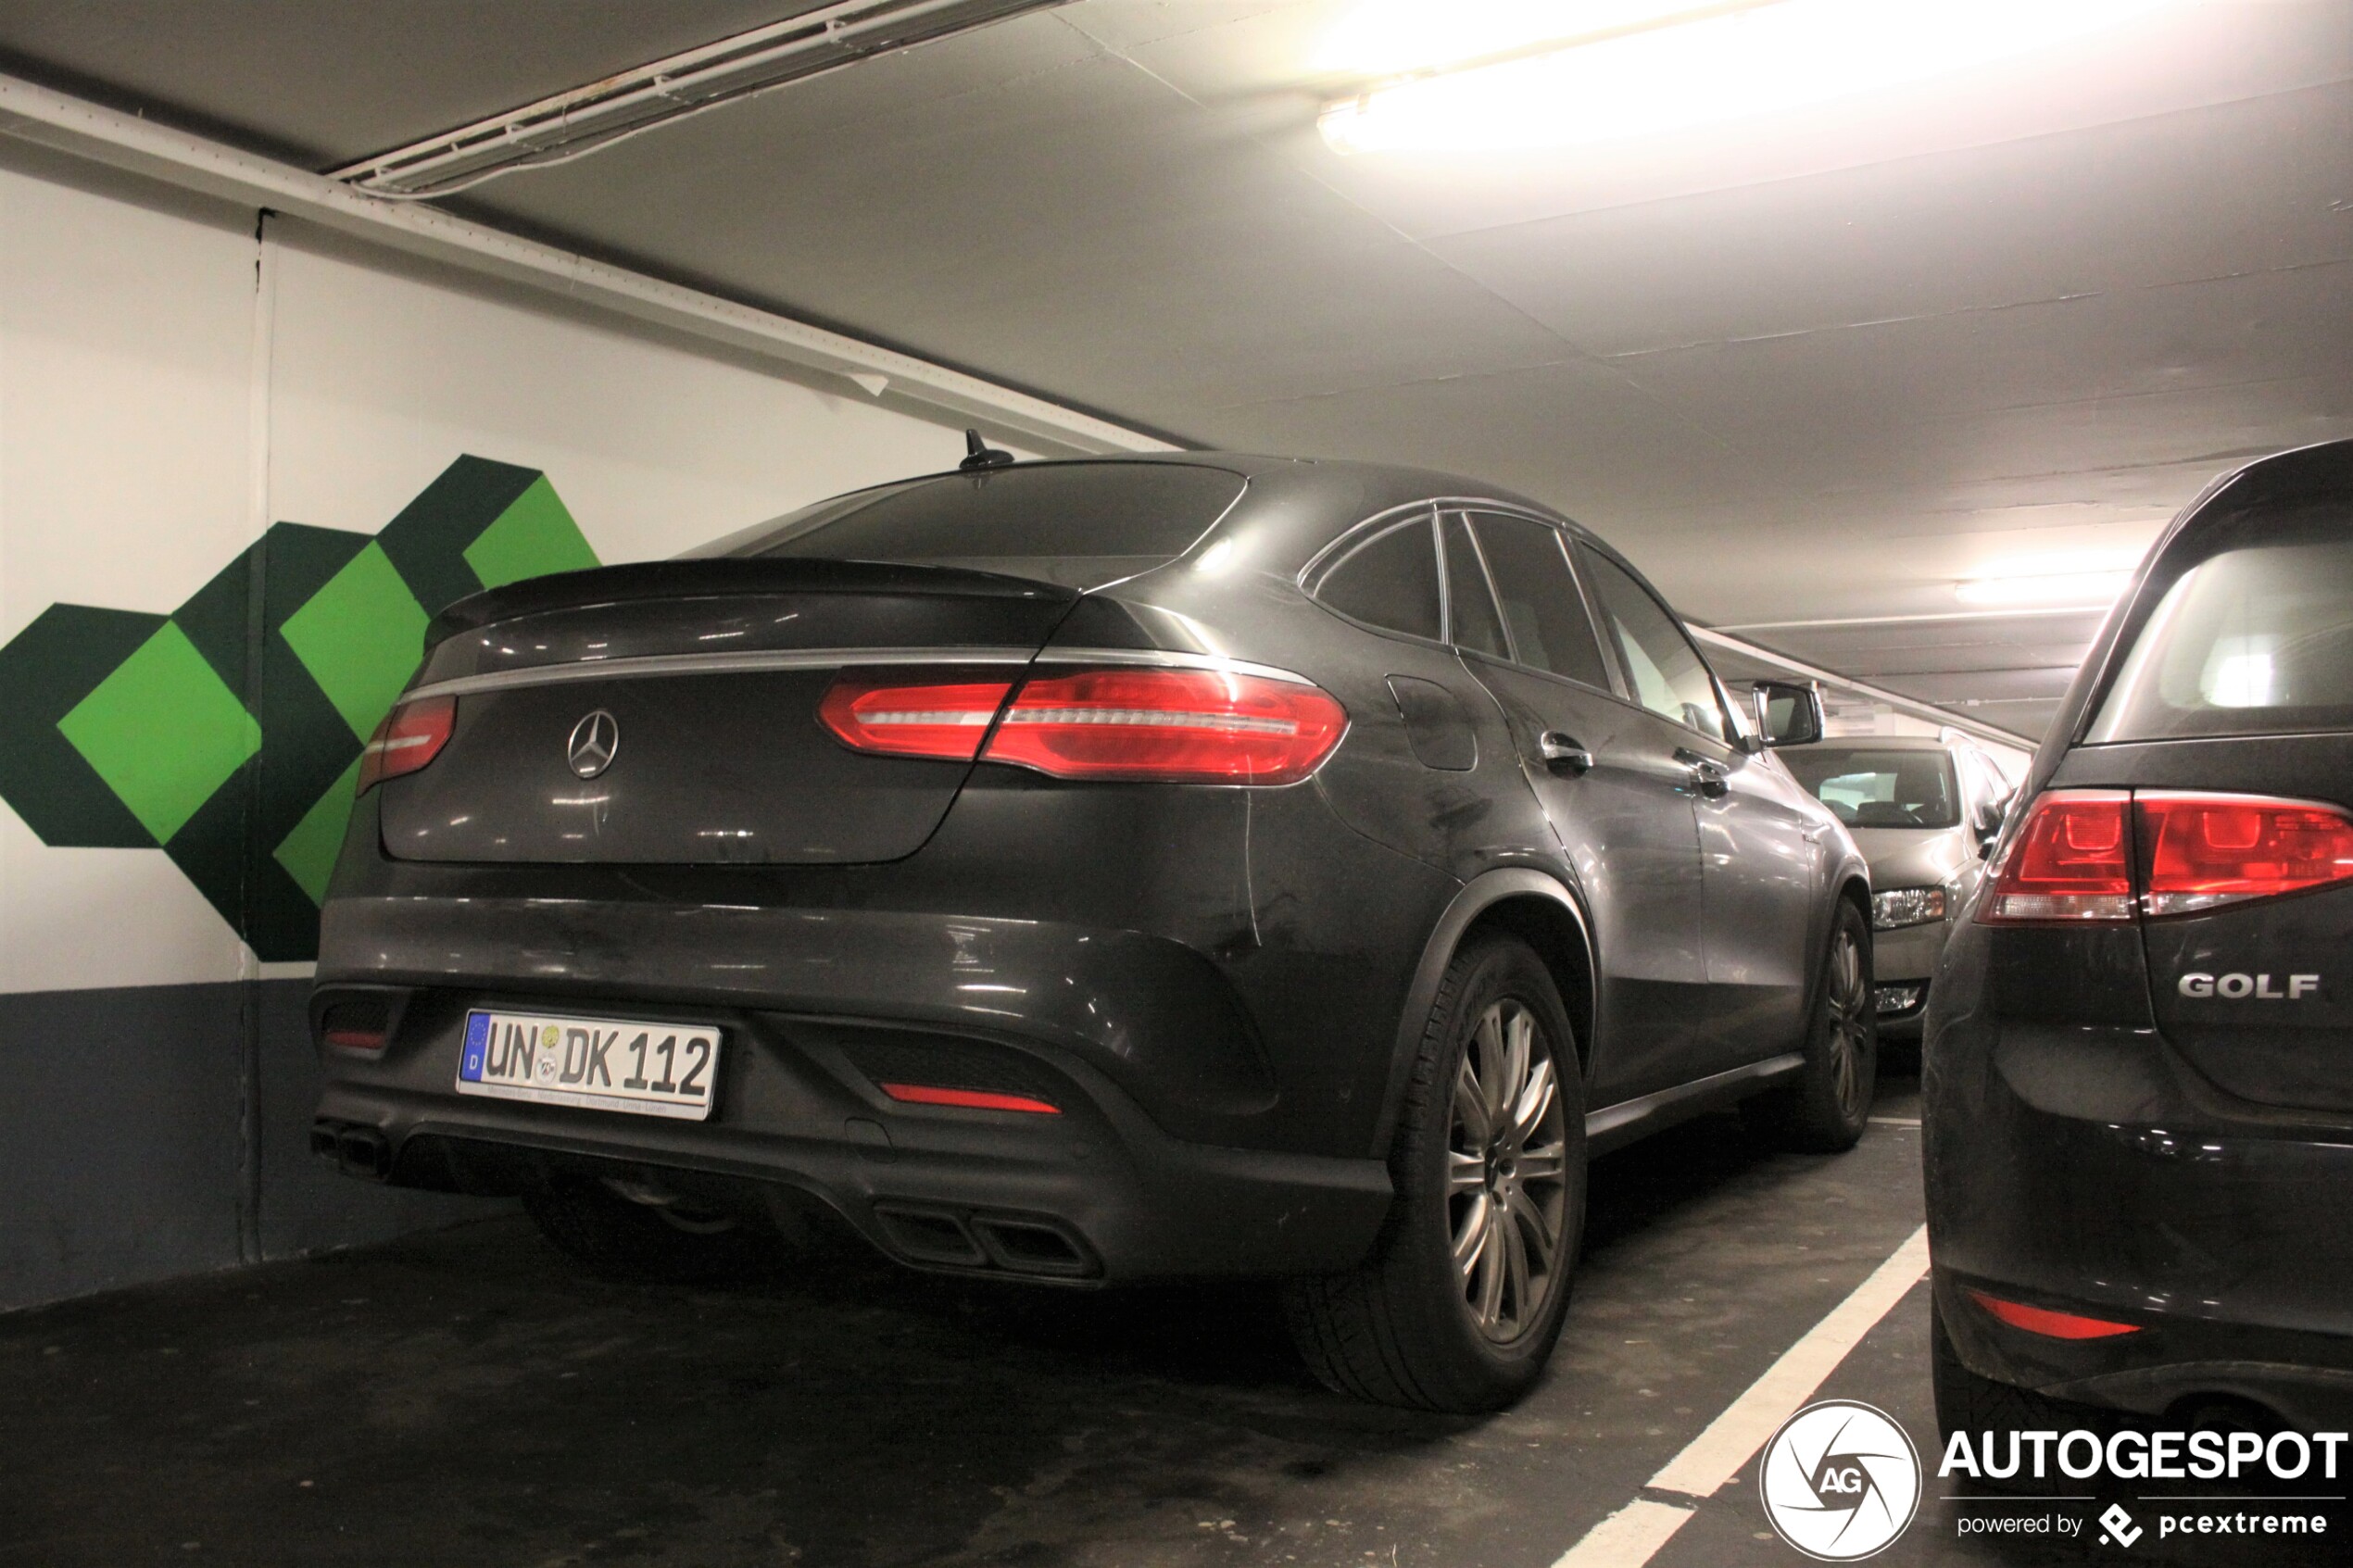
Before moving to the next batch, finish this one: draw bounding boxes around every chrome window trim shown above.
[1033,647,1316,685]
[1299,505,1449,648]
[1298,496,1578,591]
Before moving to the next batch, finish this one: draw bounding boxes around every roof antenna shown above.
[960,428,1015,472]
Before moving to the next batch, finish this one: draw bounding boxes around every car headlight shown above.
[1871,886,1948,930]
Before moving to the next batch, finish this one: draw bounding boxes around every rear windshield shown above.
[1781,746,1960,830]
[2088,516,2353,743]
[698,462,1245,589]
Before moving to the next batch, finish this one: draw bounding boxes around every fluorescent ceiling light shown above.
[1318,0,2178,156]
[1955,552,2138,608]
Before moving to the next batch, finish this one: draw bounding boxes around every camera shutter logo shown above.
[1759,1399,1922,1560]
[566,710,620,779]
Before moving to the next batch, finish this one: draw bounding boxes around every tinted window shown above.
[1579,547,1729,737]
[1468,513,1609,686]
[2088,529,2353,742]
[727,463,1245,581]
[1441,514,1510,659]
[1782,747,1962,830]
[1319,516,1443,641]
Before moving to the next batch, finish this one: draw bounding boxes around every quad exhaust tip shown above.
[311,1119,393,1181]
[872,1203,1096,1279]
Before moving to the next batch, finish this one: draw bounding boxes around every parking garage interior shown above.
[1,4,2349,1565]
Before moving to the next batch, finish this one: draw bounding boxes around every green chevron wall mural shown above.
[0,456,600,964]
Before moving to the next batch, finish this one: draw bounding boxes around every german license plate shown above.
[456,1010,719,1121]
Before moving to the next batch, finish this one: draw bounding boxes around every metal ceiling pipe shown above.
[330,0,1071,198]
[0,70,1173,458]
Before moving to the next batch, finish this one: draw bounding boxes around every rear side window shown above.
[1579,546,1729,739]
[1318,516,1443,641]
[733,463,1245,581]
[1467,513,1611,687]
[2089,529,2353,742]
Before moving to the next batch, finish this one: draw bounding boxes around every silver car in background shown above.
[1779,734,2016,1047]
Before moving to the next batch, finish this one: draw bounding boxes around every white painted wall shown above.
[0,150,1000,997]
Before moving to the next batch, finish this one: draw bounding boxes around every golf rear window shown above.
[2089,516,2353,743]
[735,462,1244,572]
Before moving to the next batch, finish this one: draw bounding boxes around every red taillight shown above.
[879,1082,1061,1115]
[982,668,1347,784]
[818,674,1014,761]
[356,696,456,795]
[1969,1289,2142,1341]
[819,665,1348,784]
[1980,790,2133,922]
[1982,788,2353,922]
[2137,795,2353,917]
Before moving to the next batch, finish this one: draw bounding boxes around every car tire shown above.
[1283,935,1588,1413]
[1931,1300,2116,1494]
[524,1178,780,1285]
[1743,899,1875,1153]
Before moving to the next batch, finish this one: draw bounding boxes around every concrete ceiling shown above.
[5,0,2350,740]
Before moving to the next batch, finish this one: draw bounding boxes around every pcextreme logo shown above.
[1759,1399,1922,1560]
[0,456,597,962]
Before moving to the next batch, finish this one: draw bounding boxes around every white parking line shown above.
[1868,1116,1921,1127]
[1549,1225,1932,1568]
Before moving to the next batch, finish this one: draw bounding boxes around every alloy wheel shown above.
[1447,998,1572,1343]
[1826,928,1871,1124]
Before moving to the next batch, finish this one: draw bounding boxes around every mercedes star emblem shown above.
[565,710,620,779]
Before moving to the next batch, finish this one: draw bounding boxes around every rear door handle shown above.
[1674,747,1730,797]
[1538,732,1594,775]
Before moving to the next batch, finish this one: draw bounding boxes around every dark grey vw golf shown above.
[310,451,1871,1411]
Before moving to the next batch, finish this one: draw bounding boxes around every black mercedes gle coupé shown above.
[310,450,1871,1411]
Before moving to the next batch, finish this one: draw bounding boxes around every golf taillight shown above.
[818,675,1013,761]
[1982,789,2353,922]
[986,669,1346,784]
[820,666,1347,784]
[1982,791,2133,922]
[356,696,456,795]
[2137,795,2353,916]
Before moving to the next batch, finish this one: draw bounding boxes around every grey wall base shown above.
[0,979,505,1311]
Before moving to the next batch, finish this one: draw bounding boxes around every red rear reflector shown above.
[1969,1289,2142,1340]
[2137,794,2353,917]
[878,1082,1061,1115]
[324,1028,388,1052]
[1980,790,2134,922]
[818,674,1014,761]
[357,696,456,795]
[981,668,1347,784]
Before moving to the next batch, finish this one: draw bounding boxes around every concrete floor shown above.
[1,1073,2337,1567]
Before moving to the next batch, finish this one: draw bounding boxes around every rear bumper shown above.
[312,999,1390,1283]
[310,775,1453,1282]
[1931,1268,2353,1432]
[1924,923,2353,1424]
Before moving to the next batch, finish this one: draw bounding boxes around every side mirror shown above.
[1975,795,2011,851]
[1750,680,1825,748]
